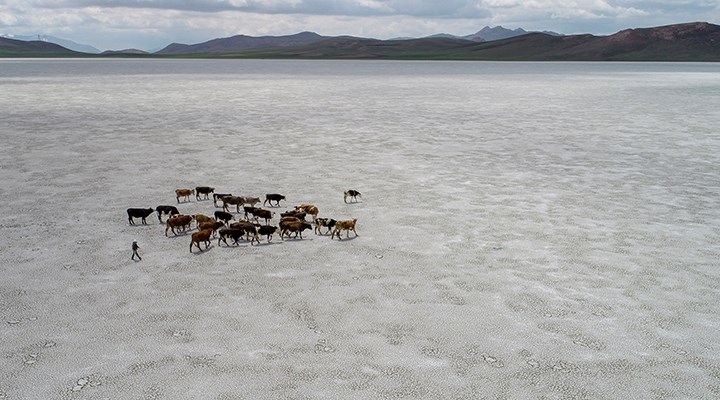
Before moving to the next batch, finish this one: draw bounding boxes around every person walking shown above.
[131,240,142,261]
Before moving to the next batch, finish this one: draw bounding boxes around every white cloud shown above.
[0,4,20,26]
[0,0,717,51]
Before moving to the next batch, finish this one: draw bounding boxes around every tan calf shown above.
[175,188,195,203]
[331,218,358,240]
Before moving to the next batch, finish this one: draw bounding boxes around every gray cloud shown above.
[27,0,491,17]
[623,0,717,14]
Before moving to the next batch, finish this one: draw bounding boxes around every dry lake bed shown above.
[1,59,719,399]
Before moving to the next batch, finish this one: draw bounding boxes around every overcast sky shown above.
[1,0,718,51]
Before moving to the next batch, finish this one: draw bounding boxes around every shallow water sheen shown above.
[1,59,720,399]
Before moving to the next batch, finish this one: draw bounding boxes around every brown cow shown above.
[278,217,298,226]
[295,204,319,219]
[243,196,262,207]
[175,188,195,203]
[222,196,245,212]
[280,219,312,240]
[331,218,358,240]
[250,208,274,225]
[194,213,214,228]
[190,229,214,252]
[165,214,193,236]
[199,221,224,237]
[281,209,306,220]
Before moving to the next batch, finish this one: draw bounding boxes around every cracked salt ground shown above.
[24,354,38,365]
[2,60,720,398]
[71,378,89,392]
[314,339,336,353]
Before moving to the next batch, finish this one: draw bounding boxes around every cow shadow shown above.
[333,235,359,241]
[166,231,191,239]
[255,240,282,247]
[217,240,253,248]
[191,244,214,254]
[281,237,314,242]
[128,222,156,227]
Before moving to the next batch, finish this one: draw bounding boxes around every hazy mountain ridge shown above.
[1,22,718,61]
[463,26,541,41]
[101,48,149,55]
[0,36,82,56]
[393,26,559,42]
[156,31,331,55]
[158,26,558,54]
[0,34,100,53]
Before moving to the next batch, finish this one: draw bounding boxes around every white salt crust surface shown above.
[0,60,719,399]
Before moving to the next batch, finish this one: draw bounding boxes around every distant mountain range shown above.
[155,26,559,55]
[419,26,561,42]
[156,31,330,55]
[2,22,719,61]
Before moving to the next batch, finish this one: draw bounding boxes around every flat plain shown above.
[1,60,719,399]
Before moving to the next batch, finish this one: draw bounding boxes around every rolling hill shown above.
[203,22,720,61]
[2,22,718,61]
[0,36,84,57]
[0,34,100,53]
[156,31,332,55]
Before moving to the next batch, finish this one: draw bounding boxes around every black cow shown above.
[243,206,258,220]
[156,205,179,223]
[195,186,215,200]
[314,218,337,235]
[264,193,286,207]
[214,210,234,224]
[217,227,246,246]
[250,208,274,225]
[213,193,232,207]
[257,225,278,242]
[344,189,362,203]
[230,221,259,245]
[127,207,154,225]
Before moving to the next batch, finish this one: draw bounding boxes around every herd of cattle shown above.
[126,187,362,252]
